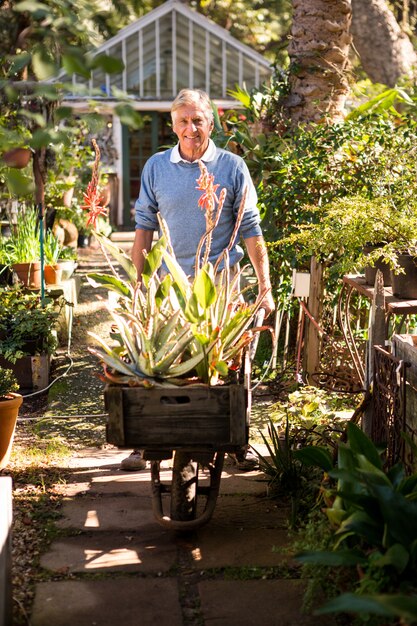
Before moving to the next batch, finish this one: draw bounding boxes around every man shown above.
[121,88,275,471]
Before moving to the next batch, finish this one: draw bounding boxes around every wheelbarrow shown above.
[104,311,264,531]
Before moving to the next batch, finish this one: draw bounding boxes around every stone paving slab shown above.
[199,579,322,626]
[207,494,288,529]
[40,530,177,574]
[57,496,157,531]
[31,579,183,626]
[190,528,291,569]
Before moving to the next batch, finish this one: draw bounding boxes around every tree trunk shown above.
[285,0,352,126]
[351,0,417,86]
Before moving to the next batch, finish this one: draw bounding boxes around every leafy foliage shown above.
[294,423,417,625]
[0,366,19,398]
[223,82,417,300]
[0,286,60,363]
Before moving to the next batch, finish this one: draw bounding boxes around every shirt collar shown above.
[170,138,217,163]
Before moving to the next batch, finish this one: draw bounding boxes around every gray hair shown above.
[171,89,213,122]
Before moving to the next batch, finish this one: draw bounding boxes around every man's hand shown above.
[258,290,275,319]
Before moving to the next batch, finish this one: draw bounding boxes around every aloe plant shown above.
[85,152,269,387]
[88,227,267,386]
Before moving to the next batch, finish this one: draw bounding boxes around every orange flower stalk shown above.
[81,139,109,229]
[195,161,227,267]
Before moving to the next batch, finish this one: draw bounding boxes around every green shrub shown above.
[294,423,417,625]
[0,366,19,397]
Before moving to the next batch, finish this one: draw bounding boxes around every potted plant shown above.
[43,229,63,285]
[0,366,22,469]
[0,235,13,286]
[57,245,78,281]
[2,147,31,169]
[6,206,42,289]
[0,286,60,390]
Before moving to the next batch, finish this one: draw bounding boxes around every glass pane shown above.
[142,24,156,97]
[209,34,223,97]
[226,45,240,92]
[176,13,190,91]
[109,43,123,92]
[91,66,106,96]
[259,65,271,87]
[159,13,173,98]
[243,56,256,91]
[126,33,139,95]
[192,24,206,91]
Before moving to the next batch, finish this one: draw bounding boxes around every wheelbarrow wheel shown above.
[170,450,198,521]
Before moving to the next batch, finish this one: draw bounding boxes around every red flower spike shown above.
[81,139,109,230]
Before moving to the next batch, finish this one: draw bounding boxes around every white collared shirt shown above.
[170,138,217,163]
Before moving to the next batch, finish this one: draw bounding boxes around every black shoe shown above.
[234,448,258,472]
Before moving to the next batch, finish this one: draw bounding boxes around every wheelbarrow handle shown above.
[249,307,265,361]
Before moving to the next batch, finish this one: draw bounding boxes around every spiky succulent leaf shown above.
[94,232,137,283]
[142,235,167,288]
[86,273,133,299]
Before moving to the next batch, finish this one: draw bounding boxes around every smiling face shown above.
[171,103,214,162]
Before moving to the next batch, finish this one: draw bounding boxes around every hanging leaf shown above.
[90,54,124,74]
[114,104,144,130]
[14,0,49,18]
[5,170,34,197]
[32,46,58,80]
[62,50,90,79]
[7,52,31,76]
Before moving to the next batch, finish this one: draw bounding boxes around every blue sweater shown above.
[134,146,262,276]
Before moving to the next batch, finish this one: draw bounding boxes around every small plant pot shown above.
[12,262,42,290]
[0,393,23,469]
[363,244,392,287]
[390,253,417,299]
[2,147,31,169]
[58,260,77,281]
[44,264,63,285]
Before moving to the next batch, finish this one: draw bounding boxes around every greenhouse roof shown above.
[65,0,272,106]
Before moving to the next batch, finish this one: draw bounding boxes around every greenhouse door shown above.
[122,112,173,228]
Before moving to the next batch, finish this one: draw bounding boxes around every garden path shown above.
[14,242,334,626]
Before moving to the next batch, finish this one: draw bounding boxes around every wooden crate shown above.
[104,384,248,450]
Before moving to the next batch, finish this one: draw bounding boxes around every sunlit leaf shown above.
[90,54,125,74]
[114,104,144,130]
[32,46,58,80]
[62,50,90,79]
[4,170,34,197]
[7,52,31,76]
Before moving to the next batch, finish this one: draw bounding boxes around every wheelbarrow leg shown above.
[150,451,225,531]
[170,451,198,521]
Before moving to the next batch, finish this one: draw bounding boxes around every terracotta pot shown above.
[3,148,31,169]
[390,253,417,299]
[12,262,42,289]
[44,264,63,285]
[0,393,23,469]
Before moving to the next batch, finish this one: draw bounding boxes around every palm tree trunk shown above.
[286,0,352,126]
[351,0,417,86]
